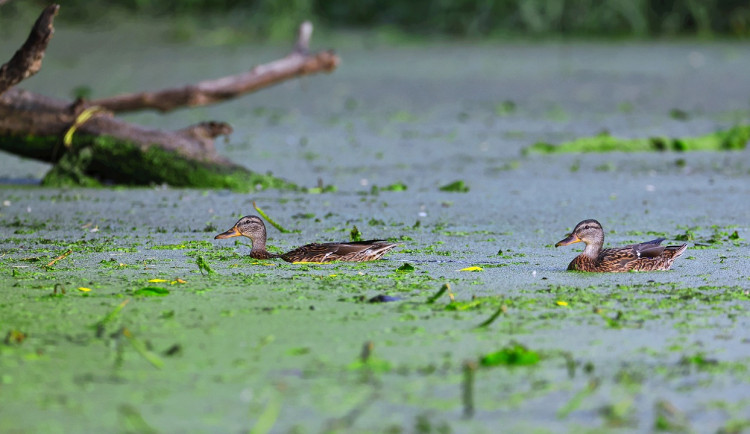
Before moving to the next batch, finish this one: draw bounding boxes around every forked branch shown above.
[85,20,340,113]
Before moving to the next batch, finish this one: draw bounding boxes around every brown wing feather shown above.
[281,240,397,263]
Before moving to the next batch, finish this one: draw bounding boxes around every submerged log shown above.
[0,5,340,190]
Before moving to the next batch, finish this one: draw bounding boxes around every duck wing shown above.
[634,238,667,258]
[281,240,397,262]
[620,238,666,258]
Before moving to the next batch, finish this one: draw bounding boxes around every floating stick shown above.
[46,249,72,267]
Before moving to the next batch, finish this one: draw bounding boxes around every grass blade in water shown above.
[253,201,291,233]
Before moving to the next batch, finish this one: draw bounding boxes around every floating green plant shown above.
[196,256,214,275]
[396,263,415,273]
[133,286,170,297]
[350,225,362,242]
[523,125,750,154]
[371,182,408,194]
[439,180,470,192]
[480,342,540,367]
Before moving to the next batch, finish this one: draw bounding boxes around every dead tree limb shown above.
[0,4,59,95]
[86,21,339,114]
[0,5,340,190]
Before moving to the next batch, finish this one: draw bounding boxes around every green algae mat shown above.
[1,185,749,432]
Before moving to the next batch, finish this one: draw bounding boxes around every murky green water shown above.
[2,19,750,432]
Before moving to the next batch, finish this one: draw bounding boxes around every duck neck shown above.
[581,239,603,258]
[249,235,270,258]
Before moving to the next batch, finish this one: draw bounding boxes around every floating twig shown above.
[563,352,576,378]
[250,389,283,434]
[322,391,379,432]
[118,404,158,434]
[46,249,72,267]
[557,378,600,419]
[253,201,291,233]
[426,283,453,304]
[94,298,130,337]
[122,327,164,369]
[4,330,27,345]
[360,341,374,363]
[475,304,507,328]
[462,360,477,419]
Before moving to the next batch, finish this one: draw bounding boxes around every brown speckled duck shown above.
[555,219,687,272]
[215,215,398,263]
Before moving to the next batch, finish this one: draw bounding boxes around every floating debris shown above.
[367,294,402,303]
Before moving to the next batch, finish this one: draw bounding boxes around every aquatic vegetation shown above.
[133,286,170,297]
[253,201,293,233]
[350,225,362,242]
[439,180,470,192]
[396,263,415,272]
[370,182,408,194]
[480,342,541,367]
[495,100,517,116]
[195,255,214,275]
[523,125,750,154]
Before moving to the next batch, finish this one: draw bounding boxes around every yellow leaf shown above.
[328,274,337,277]
[63,106,106,148]
[460,266,483,272]
[556,301,569,307]
[148,279,168,283]
[293,261,325,265]
[77,287,92,292]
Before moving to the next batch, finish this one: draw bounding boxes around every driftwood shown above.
[0,5,340,190]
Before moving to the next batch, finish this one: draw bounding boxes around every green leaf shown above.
[253,201,291,233]
[439,180,470,192]
[133,286,170,297]
[426,283,451,304]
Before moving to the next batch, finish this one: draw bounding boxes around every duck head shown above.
[555,219,604,253]
[215,215,267,244]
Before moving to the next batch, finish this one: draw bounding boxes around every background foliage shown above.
[1,0,749,38]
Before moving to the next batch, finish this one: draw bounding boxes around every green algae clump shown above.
[523,125,750,154]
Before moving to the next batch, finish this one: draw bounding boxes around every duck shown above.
[555,219,687,272]
[214,215,398,263]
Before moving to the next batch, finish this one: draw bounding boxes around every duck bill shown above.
[555,234,581,247]
[215,226,241,239]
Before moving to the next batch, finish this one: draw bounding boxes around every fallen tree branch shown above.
[0,5,339,190]
[0,4,59,95]
[86,21,339,113]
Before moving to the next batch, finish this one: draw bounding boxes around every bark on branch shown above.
[86,20,339,113]
[0,4,59,95]
[0,5,339,190]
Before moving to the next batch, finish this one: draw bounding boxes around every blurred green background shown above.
[2,0,749,40]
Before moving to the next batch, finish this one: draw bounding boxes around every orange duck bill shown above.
[555,233,581,247]
[215,226,241,239]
